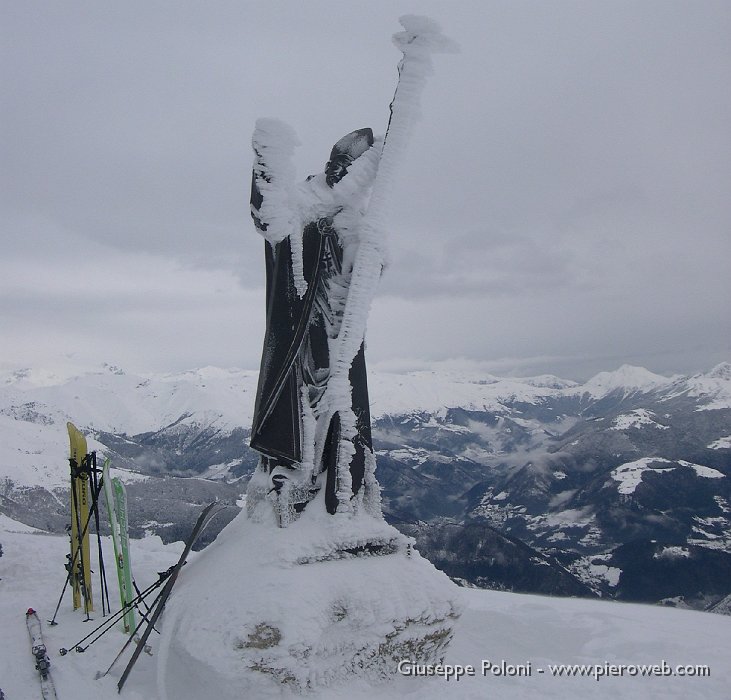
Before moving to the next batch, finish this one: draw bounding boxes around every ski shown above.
[114,478,135,630]
[67,422,93,614]
[26,608,58,700]
[102,461,136,633]
[116,502,218,693]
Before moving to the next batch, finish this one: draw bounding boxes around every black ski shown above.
[26,608,58,700]
[116,502,218,693]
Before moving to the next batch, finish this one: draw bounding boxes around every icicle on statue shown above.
[247,122,382,526]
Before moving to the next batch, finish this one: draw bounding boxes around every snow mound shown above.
[157,505,461,698]
[2,513,731,699]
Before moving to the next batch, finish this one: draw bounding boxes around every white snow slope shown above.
[1,513,729,700]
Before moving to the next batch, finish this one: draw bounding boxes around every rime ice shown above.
[157,16,462,696]
[247,15,460,525]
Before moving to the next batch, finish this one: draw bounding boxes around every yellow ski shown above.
[67,422,93,613]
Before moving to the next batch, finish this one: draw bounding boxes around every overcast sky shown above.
[2,1,729,381]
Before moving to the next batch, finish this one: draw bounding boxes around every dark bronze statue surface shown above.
[248,127,379,522]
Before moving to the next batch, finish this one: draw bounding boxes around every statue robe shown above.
[249,168,373,514]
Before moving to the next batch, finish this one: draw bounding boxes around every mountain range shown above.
[1,362,729,611]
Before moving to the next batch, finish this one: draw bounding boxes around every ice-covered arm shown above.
[250,118,301,245]
[328,16,458,383]
[323,15,458,513]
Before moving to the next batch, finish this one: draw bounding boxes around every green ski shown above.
[102,461,135,633]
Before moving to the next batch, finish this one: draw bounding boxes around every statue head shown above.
[325,128,374,187]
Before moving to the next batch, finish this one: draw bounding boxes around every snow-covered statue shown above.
[245,16,458,529]
[156,18,462,699]
[247,124,381,524]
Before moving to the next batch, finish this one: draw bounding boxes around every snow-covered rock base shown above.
[156,501,461,698]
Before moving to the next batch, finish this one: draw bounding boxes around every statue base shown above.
[156,500,462,698]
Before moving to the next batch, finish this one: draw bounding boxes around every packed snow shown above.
[158,499,460,697]
[1,513,730,699]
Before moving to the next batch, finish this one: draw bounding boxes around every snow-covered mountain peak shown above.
[2,362,726,437]
[706,362,731,381]
[579,364,673,398]
[671,362,731,411]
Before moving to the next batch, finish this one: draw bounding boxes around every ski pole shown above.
[67,591,153,654]
[60,566,174,654]
[131,580,159,635]
[90,453,111,616]
[80,570,172,652]
[95,580,172,680]
[61,604,132,656]
[130,587,160,636]
[132,579,153,617]
[48,462,107,625]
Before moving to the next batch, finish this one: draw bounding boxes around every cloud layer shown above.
[2,1,729,380]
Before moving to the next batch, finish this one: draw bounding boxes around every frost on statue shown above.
[247,120,383,526]
[155,17,462,698]
[245,15,459,531]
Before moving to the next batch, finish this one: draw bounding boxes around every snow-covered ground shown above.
[1,513,729,700]
[610,409,669,431]
[611,458,725,495]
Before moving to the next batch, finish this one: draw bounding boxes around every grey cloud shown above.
[1,1,729,379]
